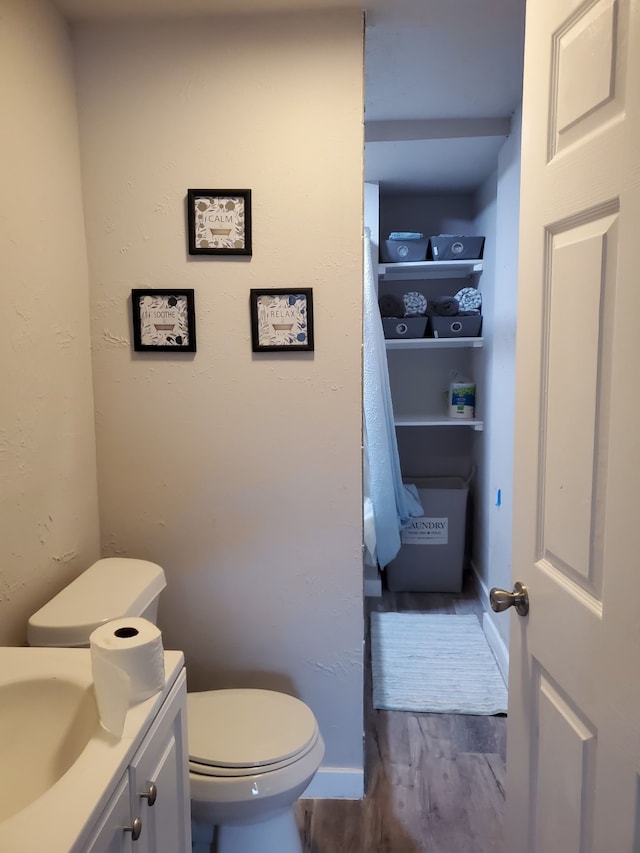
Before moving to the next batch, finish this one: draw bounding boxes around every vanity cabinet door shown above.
[128,670,191,853]
[84,775,133,853]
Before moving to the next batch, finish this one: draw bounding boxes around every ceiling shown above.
[52,0,526,193]
[364,0,525,193]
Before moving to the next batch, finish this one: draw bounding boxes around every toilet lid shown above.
[187,689,319,770]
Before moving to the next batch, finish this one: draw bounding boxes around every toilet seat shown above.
[187,689,319,778]
[189,729,322,778]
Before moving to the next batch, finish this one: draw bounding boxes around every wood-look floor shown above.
[296,573,507,852]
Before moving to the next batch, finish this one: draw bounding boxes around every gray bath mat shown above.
[370,612,507,715]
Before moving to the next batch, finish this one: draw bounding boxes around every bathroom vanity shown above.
[0,648,191,852]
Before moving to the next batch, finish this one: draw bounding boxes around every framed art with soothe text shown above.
[131,289,196,352]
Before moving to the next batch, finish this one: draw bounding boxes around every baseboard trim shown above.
[469,563,509,686]
[481,611,509,686]
[364,560,382,597]
[302,766,364,799]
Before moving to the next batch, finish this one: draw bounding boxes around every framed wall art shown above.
[131,289,196,352]
[250,288,314,353]
[187,188,252,256]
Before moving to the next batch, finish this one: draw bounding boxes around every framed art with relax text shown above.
[187,188,252,256]
[250,289,314,352]
[131,289,196,352]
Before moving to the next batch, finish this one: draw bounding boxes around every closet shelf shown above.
[394,414,484,432]
[378,260,483,281]
[385,336,484,350]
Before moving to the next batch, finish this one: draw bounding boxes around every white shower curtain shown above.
[363,228,423,568]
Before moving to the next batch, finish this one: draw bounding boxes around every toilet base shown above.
[219,807,302,853]
[194,807,303,853]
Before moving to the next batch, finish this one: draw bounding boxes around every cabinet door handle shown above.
[124,817,142,841]
[140,782,157,807]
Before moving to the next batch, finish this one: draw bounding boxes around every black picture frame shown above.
[250,288,314,353]
[187,188,252,256]
[131,289,196,352]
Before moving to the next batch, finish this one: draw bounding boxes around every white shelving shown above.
[385,336,483,350]
[381,260,484,430]
[379,259,483,281]
[387,344,485,428]
[394,414,484,432]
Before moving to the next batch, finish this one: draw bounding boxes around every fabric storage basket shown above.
[428,315,482,338]
[385,477,469,593]
[427,235,485,261]
[382,318,428,339]
[380,239,429,263]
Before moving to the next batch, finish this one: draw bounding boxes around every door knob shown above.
[124,817,142,841]
[490,581,529,616]
[140,782,157,807]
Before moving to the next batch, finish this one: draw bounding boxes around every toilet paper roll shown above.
[90,617,165,737]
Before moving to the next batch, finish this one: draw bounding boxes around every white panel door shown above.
[506,0,640,850]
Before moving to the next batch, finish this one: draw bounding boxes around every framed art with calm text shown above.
[187,189,252,256]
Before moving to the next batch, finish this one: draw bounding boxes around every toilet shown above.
[27,558,324,853]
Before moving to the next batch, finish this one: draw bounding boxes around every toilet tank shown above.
[27,558,167,647]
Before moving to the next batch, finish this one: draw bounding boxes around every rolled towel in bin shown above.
[431,296,459,316]
[403,291,428,316]
[454,287,482,313]
[388,231,424,240]
[378,294,404,317]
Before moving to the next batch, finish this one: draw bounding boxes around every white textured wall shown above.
[0,0,100,645]
[472,174,498,604]
[74,12,365,784]
[473,107,522,649]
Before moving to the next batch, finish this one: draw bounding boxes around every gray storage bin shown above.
[428,235,485,261]
[386,477,469,592]
[382,317,428,339]
[429,315,482,338]
[380,239,429,263]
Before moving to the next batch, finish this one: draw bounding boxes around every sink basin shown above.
[0,674,99,821]
[0,646,181,852]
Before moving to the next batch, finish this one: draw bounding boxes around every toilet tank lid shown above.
[27,558,167,647]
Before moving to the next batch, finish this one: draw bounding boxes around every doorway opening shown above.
[359,2,526,846]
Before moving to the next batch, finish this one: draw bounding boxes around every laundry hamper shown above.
[385,477,469,593]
